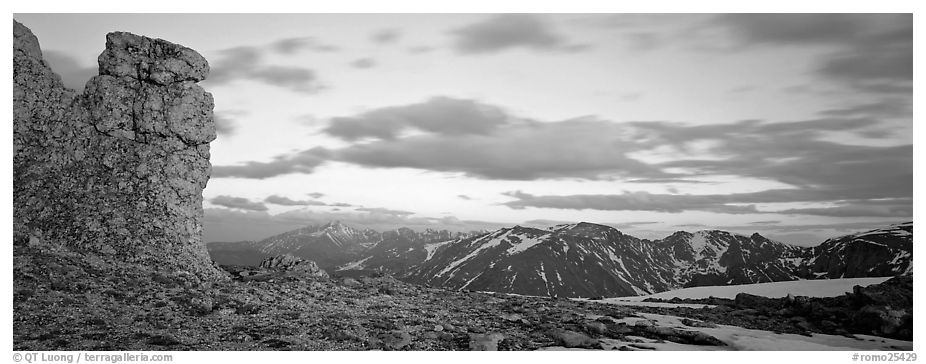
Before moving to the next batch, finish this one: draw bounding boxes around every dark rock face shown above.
[13,21,223,281]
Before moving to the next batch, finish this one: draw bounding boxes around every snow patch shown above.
[689,231,710,254]
[506,233,549,255]
[336,256,372,271]
[604,313,912,351]
[423,239,455,261]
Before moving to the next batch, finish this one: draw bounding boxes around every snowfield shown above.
[542,312,912,351]
[619,277,894,301]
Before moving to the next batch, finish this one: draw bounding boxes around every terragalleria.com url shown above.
[13,352,173,363]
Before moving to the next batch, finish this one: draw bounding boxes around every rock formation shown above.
[13,20,224,281]
[258,254,329,278]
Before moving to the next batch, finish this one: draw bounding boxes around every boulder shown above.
[258,254,329,278]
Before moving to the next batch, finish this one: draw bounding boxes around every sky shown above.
[13,13,913,245]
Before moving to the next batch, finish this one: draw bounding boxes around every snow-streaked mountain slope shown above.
[799,221,913,278]
[404,223,680,297]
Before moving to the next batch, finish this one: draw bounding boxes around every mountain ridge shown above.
[207,220,912,298]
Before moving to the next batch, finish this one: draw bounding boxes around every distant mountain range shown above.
[207,221,912,298]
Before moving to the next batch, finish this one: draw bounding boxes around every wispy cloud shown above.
[211,148,328,179]
[271,36,339,54]
[371,28,401,44]
[264,195,328,206]
[715,14,912,95]
[205,46,324,93]
[209,195,268,212]
[450,14,588,55]
[208,95,910,219]
[323,97,509,141]
[349,57,376,69]
[213,110,248,137]
[355,207,415,216]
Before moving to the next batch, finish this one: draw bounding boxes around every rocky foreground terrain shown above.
[14,235,912,351]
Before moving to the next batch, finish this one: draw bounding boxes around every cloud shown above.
[209,195,268,212]
[306,192,325,199]
[580,14,711,51]
[457,194,473,200]
[43,50,97,91]
[207,47,260,83]
[205,46,324,93]
[625,178,710,184]
[253,66,322,93]
[324,97,510,141]
[264,195,328,206]
[355,207,415,216]
[493,114,910,217]
[213,110,248,136]
[715,14,912,94]
[271,37,339,54]
[371,28,401,44]
[329,118,669,180]
[776,199,913,218]
[450,14,586,54]
[349,57,376,69]
[211,148,327,179]
[503,190,912,218]
[610,221,662,229]
[590,14,910,99]
[220,96,910,192]
[717,14,880,46]
[715,221,909,234]
[503,190,759,214]
[819,98,911,120]
[673,223,707,228]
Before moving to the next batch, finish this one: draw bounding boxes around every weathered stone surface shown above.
[13,20,223,281]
